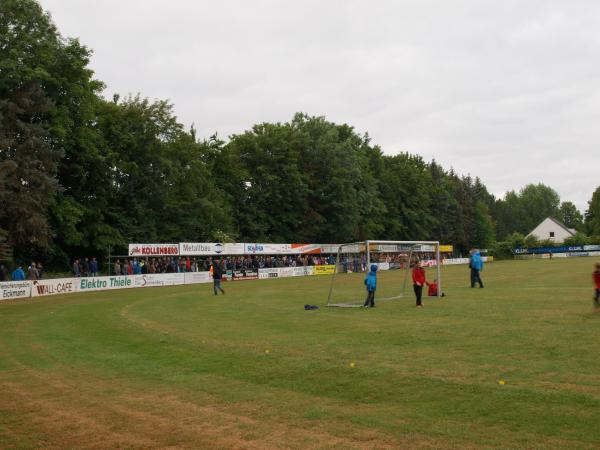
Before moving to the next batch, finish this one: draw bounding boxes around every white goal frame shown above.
[327,240,442,307]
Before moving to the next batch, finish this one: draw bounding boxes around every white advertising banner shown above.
[291,243,330,254]
[293,266,314,277]
[78,276,134,293]
[31,278,78,297]
[258,268,279,279]
[184,272,212,284]
[0,281,31,301]
[442,257,491,266]
[179,242,245,256]
[128,243,179,257]
[245,243,294,255]
[258,267,298,279]
[134,273,185,288]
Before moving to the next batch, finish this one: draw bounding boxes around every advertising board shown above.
[259,268,279,279]
[78,276,133,292]
[134,273,185,287]
[128,243,179,257]
[293,266,314,277]
[179,243,245,256]
[31,278,78,297]
[0,281,31,301]
[314,265,335,275]
[232,270,259,281]
[244,243,293,255]
[184,272,212,284]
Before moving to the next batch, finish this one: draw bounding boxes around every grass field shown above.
[1,258,599,449]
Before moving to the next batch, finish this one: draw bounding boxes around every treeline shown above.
[1,0,600,267]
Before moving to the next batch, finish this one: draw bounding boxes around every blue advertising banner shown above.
[514,246,585,255]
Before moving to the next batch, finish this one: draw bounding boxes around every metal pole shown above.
[327,244,344,305]
[108,245,111,276]
[436,242,442,298]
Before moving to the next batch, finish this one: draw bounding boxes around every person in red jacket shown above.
[593,263,600,309]
[412,260,426,308]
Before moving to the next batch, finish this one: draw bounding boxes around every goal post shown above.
[327,240,442,307]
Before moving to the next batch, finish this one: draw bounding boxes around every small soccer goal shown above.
[326,240,442,307]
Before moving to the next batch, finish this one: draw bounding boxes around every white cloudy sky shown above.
[40,0,599,211]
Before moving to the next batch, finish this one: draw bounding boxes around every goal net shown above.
[327,240,442,307]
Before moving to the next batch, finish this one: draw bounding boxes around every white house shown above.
[527,217,576,243]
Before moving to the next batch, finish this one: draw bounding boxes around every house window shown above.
[549,232,555,238]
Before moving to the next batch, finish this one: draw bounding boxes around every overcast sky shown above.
[40,0,599,211]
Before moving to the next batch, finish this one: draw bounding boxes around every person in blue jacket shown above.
[469,249,484,288]
[363,264,378,307]
[11,265,25,281]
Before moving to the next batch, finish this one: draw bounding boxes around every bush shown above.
[489,241,514,260]
[563,233,590,246]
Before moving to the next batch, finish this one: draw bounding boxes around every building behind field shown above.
[527,217,576,243]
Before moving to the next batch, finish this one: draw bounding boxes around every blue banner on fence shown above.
[514,246,586,255]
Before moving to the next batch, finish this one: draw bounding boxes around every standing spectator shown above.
[212,260,225,295]
[73,259,80,277]
[36,262,43,279]
[412,261,426,308]
[12,265,25,281]
[469,249,484,288]
[82,257,90,277]
[89,257,99,277]
[114,259,121,276]
[0,264,6,281]
[27,262,39,280]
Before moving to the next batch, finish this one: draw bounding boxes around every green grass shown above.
[1,258,599,449]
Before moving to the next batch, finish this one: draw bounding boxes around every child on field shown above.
[363,264,378,308]
[412,261,426,308]
[593,263,600,310]
[426,279,445,297]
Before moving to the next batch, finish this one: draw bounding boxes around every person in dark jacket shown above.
[0,264,7,281]
[73,259,80,277]
[89,257,98,277]
[212,260,225,295]
[363,264,378,308]
[469,250,484,288]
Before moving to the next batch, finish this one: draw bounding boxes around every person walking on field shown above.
[212,260,225,295]
[412,261,426,308]
[363,264,378,308]
[469,249,484,288]
[593,263,600,310]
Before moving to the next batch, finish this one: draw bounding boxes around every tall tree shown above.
[472,201,495,249]
[0,0,66,252]
[585,186,600,237]
[557,201,583,230]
